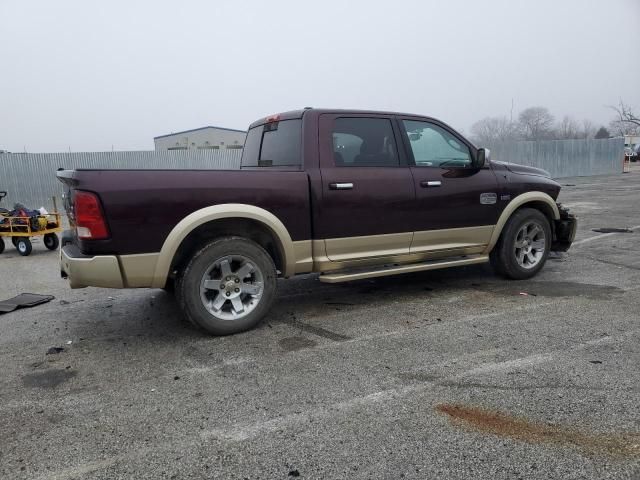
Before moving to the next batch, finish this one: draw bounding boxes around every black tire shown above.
[176,236,277,335]
[44,233,59,251]
[490,208,551,280]
[16,238,33,256]
[11,236,19,246]
[0,239,4,254]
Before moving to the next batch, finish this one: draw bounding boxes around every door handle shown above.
[420,180,441,188]
[329,182,353,190]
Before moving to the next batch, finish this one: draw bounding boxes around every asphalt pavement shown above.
[1,171,639,479]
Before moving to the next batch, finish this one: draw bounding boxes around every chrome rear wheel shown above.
[177,236,277,335]
[199,255,265,321]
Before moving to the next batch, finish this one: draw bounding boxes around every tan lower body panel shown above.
[61,247,124,289]
[410,225,494,253]
[293,240,313,274]
[64,226,496,289]
[120,243,314,286]
[319,255,489,283]
[119,253,160,287]
[324,232,413,262]
[117,228,492,285]
[311,226,494,274]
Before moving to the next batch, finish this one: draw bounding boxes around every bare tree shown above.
[518,107,555,140]
[556,116,580,139]
[579,119,597,139]
[611,99,640,126]
[609,99,640,136]
[470,116,519,145]
[609,118,640,136]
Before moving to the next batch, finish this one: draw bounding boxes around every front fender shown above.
[485,192,560,253]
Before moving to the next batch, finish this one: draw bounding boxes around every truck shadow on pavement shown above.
[58,263,623,347]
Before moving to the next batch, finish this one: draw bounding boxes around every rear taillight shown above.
[74,191,109,240]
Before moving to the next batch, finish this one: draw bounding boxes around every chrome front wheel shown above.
[513,221,546,269]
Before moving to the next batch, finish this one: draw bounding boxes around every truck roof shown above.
[248,108,431,129]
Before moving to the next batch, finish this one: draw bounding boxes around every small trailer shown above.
[0,191,62,256]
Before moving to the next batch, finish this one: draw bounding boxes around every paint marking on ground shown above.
[572,225,640,247]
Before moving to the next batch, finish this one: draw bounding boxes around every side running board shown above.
[318,255,489,283]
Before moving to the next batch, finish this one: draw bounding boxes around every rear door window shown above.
[241,119,302,167]
[332,118,399,167]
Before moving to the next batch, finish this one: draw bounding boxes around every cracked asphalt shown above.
[1,171,640,479]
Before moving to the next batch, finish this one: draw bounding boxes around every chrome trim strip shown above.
[330,183,354,190]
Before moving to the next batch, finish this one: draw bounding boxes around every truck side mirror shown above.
[476,148,490,167]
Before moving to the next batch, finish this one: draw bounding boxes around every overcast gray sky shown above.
[1,0,639,152]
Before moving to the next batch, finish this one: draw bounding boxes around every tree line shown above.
[470,100,640,145]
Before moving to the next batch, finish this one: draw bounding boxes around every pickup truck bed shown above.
[62,169,311,256]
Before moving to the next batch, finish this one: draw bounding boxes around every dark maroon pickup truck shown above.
[57,108,576,335]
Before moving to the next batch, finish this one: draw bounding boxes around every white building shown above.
[154,126,246,151]
[624,134,640,149]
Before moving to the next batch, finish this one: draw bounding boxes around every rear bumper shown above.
[551,205,577,252]
[60,244,124,289]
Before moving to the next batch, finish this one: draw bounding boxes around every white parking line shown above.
[201,385,422,442]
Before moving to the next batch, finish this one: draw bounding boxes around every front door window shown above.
[403,120,471,168]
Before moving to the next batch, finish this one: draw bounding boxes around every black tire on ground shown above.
[0,239,4,254]
[11,236,19,246]
[16,238,33,256]
[176,236,277,335]
[490,207,552,280]
[44,233,60,251]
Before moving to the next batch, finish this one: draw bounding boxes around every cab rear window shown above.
[241,119,302,167]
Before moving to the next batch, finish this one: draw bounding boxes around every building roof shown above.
[154,125,247,140]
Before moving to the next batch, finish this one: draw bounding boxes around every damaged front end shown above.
[551,204,577,252]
